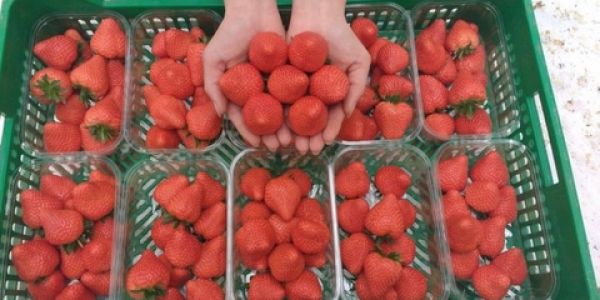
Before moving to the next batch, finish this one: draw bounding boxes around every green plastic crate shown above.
[0,0,596,299]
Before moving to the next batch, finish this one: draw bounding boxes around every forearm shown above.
[291,0,347,25]
[225,0,280,25]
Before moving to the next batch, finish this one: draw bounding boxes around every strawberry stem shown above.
[87,124,116,143]
[77,86,96,104]
[453,43,476,60]
[382,94,409,104]
[131,286,166,299]
[453,99,483,118]
[35,74,65,104]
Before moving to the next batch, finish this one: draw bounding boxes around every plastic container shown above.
[0,155,121,298]
[20,11,131,156]
[110,155,229,299]
[331,144,451,300]
[412,1,519,142]
[228,149,339,299]
[432,139,556,299]
[125,10,225,155]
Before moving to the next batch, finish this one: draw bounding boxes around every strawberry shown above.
[442,190,470,221]
[153,60,194,100]
[445,20,480,59]
[126,250,171,299]
[416,33,446,74]
[337,109,370,141]
[81,271,111,296]
[193,234,226,278]
[305,251,326,268]
[291,219,330,254]
[11,239,59,281]
[30,68,72,104]
[456,44,485,74]
[421,19,446,45]
[249,31,288,73]
[420,75,448,114]
[267,64,310,104]
[248,273,285,300]
[268,243,305,282]
[34,35,78,70]
[356,86,379,113]
[235,218,276,258]
[240,253,269,271]
[20,189,63,228]
[376,43,409,74]
[446,214,482,253]
[368,38,390,65]
[451,249,480,280]
[398,199,417,229]
[186,279,225,300]
[351,17,378,47]
[91,18,126,59]
[377,75,413,100]
[465,181,501,213]
[425,113,455,139]
[64,29,93,62]
[43,122,81,152]
[437,155,468,192]
[219,63,264,106]
[340,232,374,275]
[151,217,186,249]
[472,265,511,300]
[379,232,416,266]
[153,174,189,207]
[362,115,378,140]
[104,83,122,109]
[193,173,223,205]
[374,101,414,139]
[370,66,384,89]
[282,168,312,197]
[60,247,85,279]
[164,28,194,61]
[165,182,204,223]
[194,202,226,239]
[70,55,109,100]
[40,209,84,245]
[177,130,210,150]
[190,26,205,41]
[492,248,527,285]
[55,94,87,125]
[91,216,114,240]
[471,151,510,187]
[285,270,322,300]
[479,216,506,258]
[434,54,457,85]
[288,96,328,136]
[157,255,192,288]
[355,273,377,300]
[337,198,369,233]
[186,43,205,86]
[192,87,211,107]
[309,65,350,105]
[148,94,187,129]
[186,102,222,140]
[26,271,65,300]
[81,238,112,272]
[269,215,297,244]
[82,98,121,145]
[89,169,116,185]
[288,31,328,73]
[241,167,272,201]
[448,72,486,112]
[394,266,427,300]
[265,176,302,221]
[491,186,517,223]
[56,283,95,300]
[242,93,284,135]
[72,181,115,220]
[240,202,271,224]
[295,198,325,224]
[455,107,492,135]
[363,252,403,297]
[335,162,370,199]
[146,126,180,149]
[107,59,124,87]
[375,165,411,198]
[149,58,176,85]
[152,31,167,58]
[159,288,185,300]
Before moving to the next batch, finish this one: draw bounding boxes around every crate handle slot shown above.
[529,92,559,187]
[0,115,13,212]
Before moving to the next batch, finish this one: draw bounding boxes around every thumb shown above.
[227,104,261,147]
[204,53,228,116]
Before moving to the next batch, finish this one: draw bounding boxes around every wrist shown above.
[225,0,279,21]
[290,0,347,28]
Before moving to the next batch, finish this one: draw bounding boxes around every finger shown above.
[294,136,309,155]
[276,124,292,147]
[309,134,325,155]
[322,104,346,144]
[262,135,280,152]
[203,52,228,116]
[343,54,371,115]
[227,104,261,147]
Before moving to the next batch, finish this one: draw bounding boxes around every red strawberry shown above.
[282,168,312,197]
[288,31,328,73]
[55,94,87,125]
[20,189,63,229]
[455,107,492,135]
[285,270,322,300]
[434,54,458,85]
[491,186,517,223]
[235,218,276,258]
[192,87,211,107]
[451,249,480,280]
[351,17,379,47]
[240,253,268,271]
[472,265,511,300]
[153,174,189,207]
[241,167,271,201]
[265,176,302,221]
[465,181,501,213]
[56,282,95,300]
[394,267,428,300]
[445,20,480,58]
[190,26,205,41]
[151,216,186,249]
[337,109,370,141]
[186,102,222,140]
[193,235,226,278]
[91,216,114,241]
[420,75,448,114]
[377,75,413,100]
[146,126,180,149]
[368,38,390,65]
[370,67,384,89]
[27,271,65,300]
[374,101,414,139]
[471,151,509,187]
[448,72,486,109]
[340,232,374,275]
[376,43,409,74]
[159,288,185,300]
[158,256,192,288]
[194,202,226,239]
[268,243,305,282]
[152,31,167,58]
[479,216,506,258]
[126,251,170,299]
[437,155,468,192]
[362,116,378,140]
[89,169,115,185]
[425,113,455,139]
[30,68,72,104]
[363,252,403,297]
[149,58,176,85]
[295,198,325,224]
[70,55,109,100]
[291,219,330,254]
[149,94,187,129]
[40,209,84,245]
[60,247,86,279]
[219,63,264,106]
[442,190,470,221]
[269,215,297,244]
[375,165,411,198]
[186,43,205,86]
[72,181,115,220]
[248,273,285,300]
[106,59,124,87]
[165,182,203,223]
[81,271,111,296]
[447,214,482,253]
[82,98,121,145]
[492,248,527,285]
[335,162,370,199]
[105,84,124,109]
[337,198,369,233]
[177,130,210,150]
[91,18,126,59]
[164,28,194,61]
[356,86,380,113]
[305,251,326,268]
[309,65,350,105]
[11,239,59,281]
[193,173,224,206]
[43,122,81,152]
[267,64,310,104]
[355,273,377,300]
[153,60,194,100]
[421,19,446,45]
[456,44,485,74]
[242,93,284,135]
[249,31,288,73]
[65,29,93,62]
[34,35,78,70]
[240,202,271,224]
[379,233,416,266]
[186,279,225,300]
[288,96,328,136]
[416,33,446,74]
[81,238,112,272]
[398,199,417,229]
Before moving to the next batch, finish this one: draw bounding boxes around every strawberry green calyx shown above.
[35,74,65,103]
[161,211,182,228]
[453,43,476,60]
[454,99,483,118]
[382,94,410,104]
[87,124,116,143]
[77,86,97,104]
[130,286,166,299]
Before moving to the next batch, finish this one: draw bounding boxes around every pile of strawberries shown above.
[339,17,415,141]
[235,167,330,299]
[335,162,428,300]
[29,18,126,153]
[11,171,117,299]
[416,19,492,139]
[144,27,222,150]
[438,150,527,299]
[125,171,227,299]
